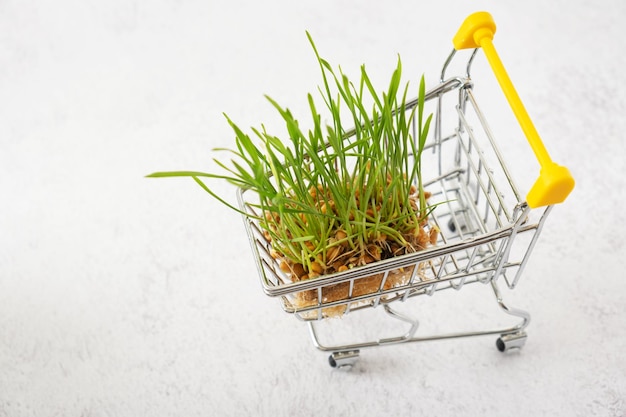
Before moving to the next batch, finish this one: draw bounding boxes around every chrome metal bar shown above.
[457,106,512,224]
[466,89,524,205]
[307,279,531,355]
[490,279,531,332]
[510,205,553,288]
[490,203,532,287]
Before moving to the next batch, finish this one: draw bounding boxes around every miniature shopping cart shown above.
[238,12,574,368]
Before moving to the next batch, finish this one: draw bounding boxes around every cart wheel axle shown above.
[329,350,360,369]
[496,332,527,352]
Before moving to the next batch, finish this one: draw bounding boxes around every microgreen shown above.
[147,33,435,278]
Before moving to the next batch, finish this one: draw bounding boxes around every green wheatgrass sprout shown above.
[148,33,435,279]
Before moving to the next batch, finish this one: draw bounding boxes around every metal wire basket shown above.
[238,11,574,368]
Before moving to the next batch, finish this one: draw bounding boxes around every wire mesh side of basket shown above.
[238,70,552,322]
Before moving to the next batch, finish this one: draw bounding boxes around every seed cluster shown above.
[263,181,439,281]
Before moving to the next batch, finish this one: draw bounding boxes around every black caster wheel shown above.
[448,217,469,234]
[328,350,360,369]
[496,332,527,352]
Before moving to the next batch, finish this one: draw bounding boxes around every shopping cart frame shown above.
[238,12,573,368]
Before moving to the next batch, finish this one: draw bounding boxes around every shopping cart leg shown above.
[491,279,530,352]
[308,304,420,369]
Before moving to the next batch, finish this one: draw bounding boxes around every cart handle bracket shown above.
[453,11,575,208]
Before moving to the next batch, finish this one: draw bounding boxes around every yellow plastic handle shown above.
[453,12,574,208]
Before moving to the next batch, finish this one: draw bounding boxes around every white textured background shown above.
[1,0,625,416]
